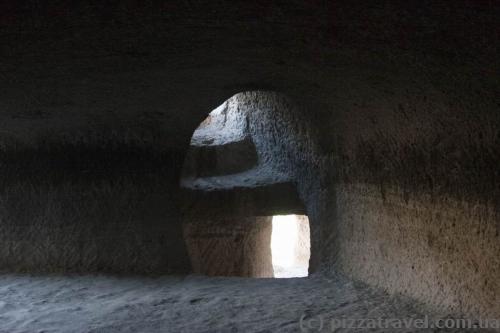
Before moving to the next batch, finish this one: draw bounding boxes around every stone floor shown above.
[0,273,487,332]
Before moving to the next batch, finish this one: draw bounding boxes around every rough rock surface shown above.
[184,217,273,277]
[295,216,311,266]
[0,273,482,333]
[0,0,497,320]
[182,101,258,178]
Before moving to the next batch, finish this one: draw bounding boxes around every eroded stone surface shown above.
[0,1,497,320]
[184,217,273,277]
[0,273,478,333]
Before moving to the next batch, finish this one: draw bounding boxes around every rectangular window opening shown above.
[271,214,310,278]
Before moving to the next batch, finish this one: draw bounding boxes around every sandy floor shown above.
[0,273,480,333]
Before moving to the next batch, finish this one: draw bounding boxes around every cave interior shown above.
[0,1,498,332]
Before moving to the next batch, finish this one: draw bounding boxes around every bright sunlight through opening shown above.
[271,215,310,278]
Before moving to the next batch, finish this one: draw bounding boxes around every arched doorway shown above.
[180,92,310,278]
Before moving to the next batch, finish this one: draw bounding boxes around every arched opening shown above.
[180,91,310,278]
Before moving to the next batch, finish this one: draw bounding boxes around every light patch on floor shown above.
[271,214,310,278]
